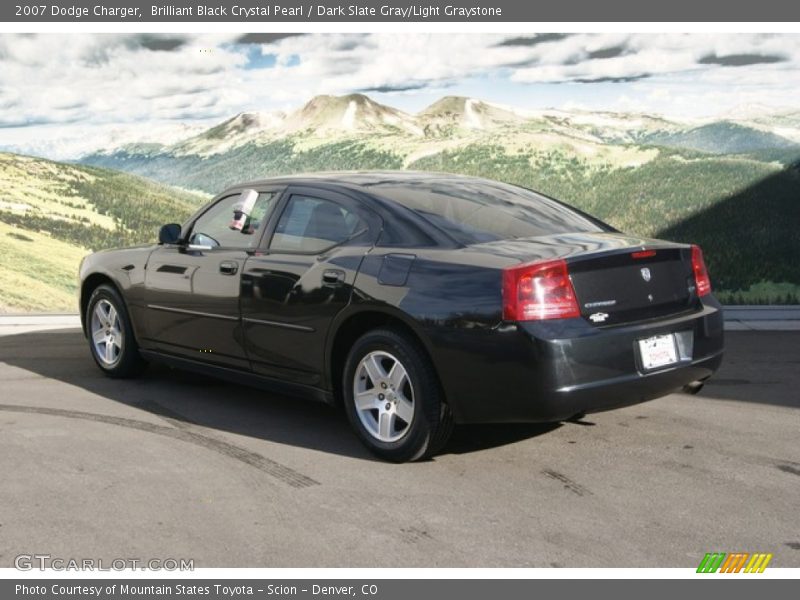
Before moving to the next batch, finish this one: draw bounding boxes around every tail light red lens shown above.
[691,244,712,297]
[502,258,580,321]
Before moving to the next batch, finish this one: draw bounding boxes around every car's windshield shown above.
[364,177,607,244]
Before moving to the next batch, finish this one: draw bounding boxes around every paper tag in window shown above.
[229,189,259,231]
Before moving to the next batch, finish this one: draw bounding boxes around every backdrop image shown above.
[1,32,799,312]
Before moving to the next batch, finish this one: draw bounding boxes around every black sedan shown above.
[79,172,724,461]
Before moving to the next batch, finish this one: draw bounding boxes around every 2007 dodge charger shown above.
[79,172,724,461]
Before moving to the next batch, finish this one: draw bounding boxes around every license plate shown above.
[638,334,679,371]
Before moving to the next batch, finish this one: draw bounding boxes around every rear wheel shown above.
[85,284,146,378]
[343,328,453,462]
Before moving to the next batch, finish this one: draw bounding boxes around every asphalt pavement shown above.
[0,326,797,568]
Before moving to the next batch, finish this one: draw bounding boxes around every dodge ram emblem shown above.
[640,267,652,282]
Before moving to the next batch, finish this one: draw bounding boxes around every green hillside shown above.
[87,139,404,193]
[0,153,207,312]
[646,121,799,154]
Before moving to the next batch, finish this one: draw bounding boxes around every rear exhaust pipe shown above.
[682,380,705,395]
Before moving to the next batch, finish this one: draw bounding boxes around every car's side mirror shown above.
[158,223,182,245]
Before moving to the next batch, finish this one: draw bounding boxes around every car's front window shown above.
[189,191,276,249]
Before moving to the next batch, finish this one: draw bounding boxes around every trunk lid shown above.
[469,232,699,325]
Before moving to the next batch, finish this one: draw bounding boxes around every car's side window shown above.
[189,191,276,249]
[270,195,366,253]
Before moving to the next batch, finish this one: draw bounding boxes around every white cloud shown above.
[1,33,800,158]
[510,33,800,83]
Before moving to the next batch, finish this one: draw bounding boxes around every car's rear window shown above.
[365,177,606,244]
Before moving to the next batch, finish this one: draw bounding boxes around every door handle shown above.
[219,261,239,275]
[322,269,345,286]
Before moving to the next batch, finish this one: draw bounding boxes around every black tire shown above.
[85,284,147,378]
[342,328,453,462]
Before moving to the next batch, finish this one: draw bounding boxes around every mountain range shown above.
[85,93,800,163]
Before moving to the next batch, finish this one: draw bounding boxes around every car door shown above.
[241,186,381,386]
[143,188,280,369]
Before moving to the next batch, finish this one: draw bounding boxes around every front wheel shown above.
[343,328,453,462]
[85,284,146,378]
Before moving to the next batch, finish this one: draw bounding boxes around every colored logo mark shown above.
[697,552,773,573]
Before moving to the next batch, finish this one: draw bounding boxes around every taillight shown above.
[502,258,580,321]
[691,244,711,297]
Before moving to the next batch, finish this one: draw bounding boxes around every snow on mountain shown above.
[280,93,423,136]
[171,111,285,156]
[418,96,526,134]
[730,109,800,144]
[1,121,210,161]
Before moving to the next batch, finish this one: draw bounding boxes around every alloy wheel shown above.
[353,350,415,442]
[90,299,124,366]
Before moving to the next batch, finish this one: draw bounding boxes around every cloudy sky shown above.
[2,32,800,159]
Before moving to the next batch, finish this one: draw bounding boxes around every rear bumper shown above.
[429,297,724,424]
[533,347,723,420]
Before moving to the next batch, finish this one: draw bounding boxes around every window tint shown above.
[363,178,606,244]
[189,191,276,249]
[270,195,365,253]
